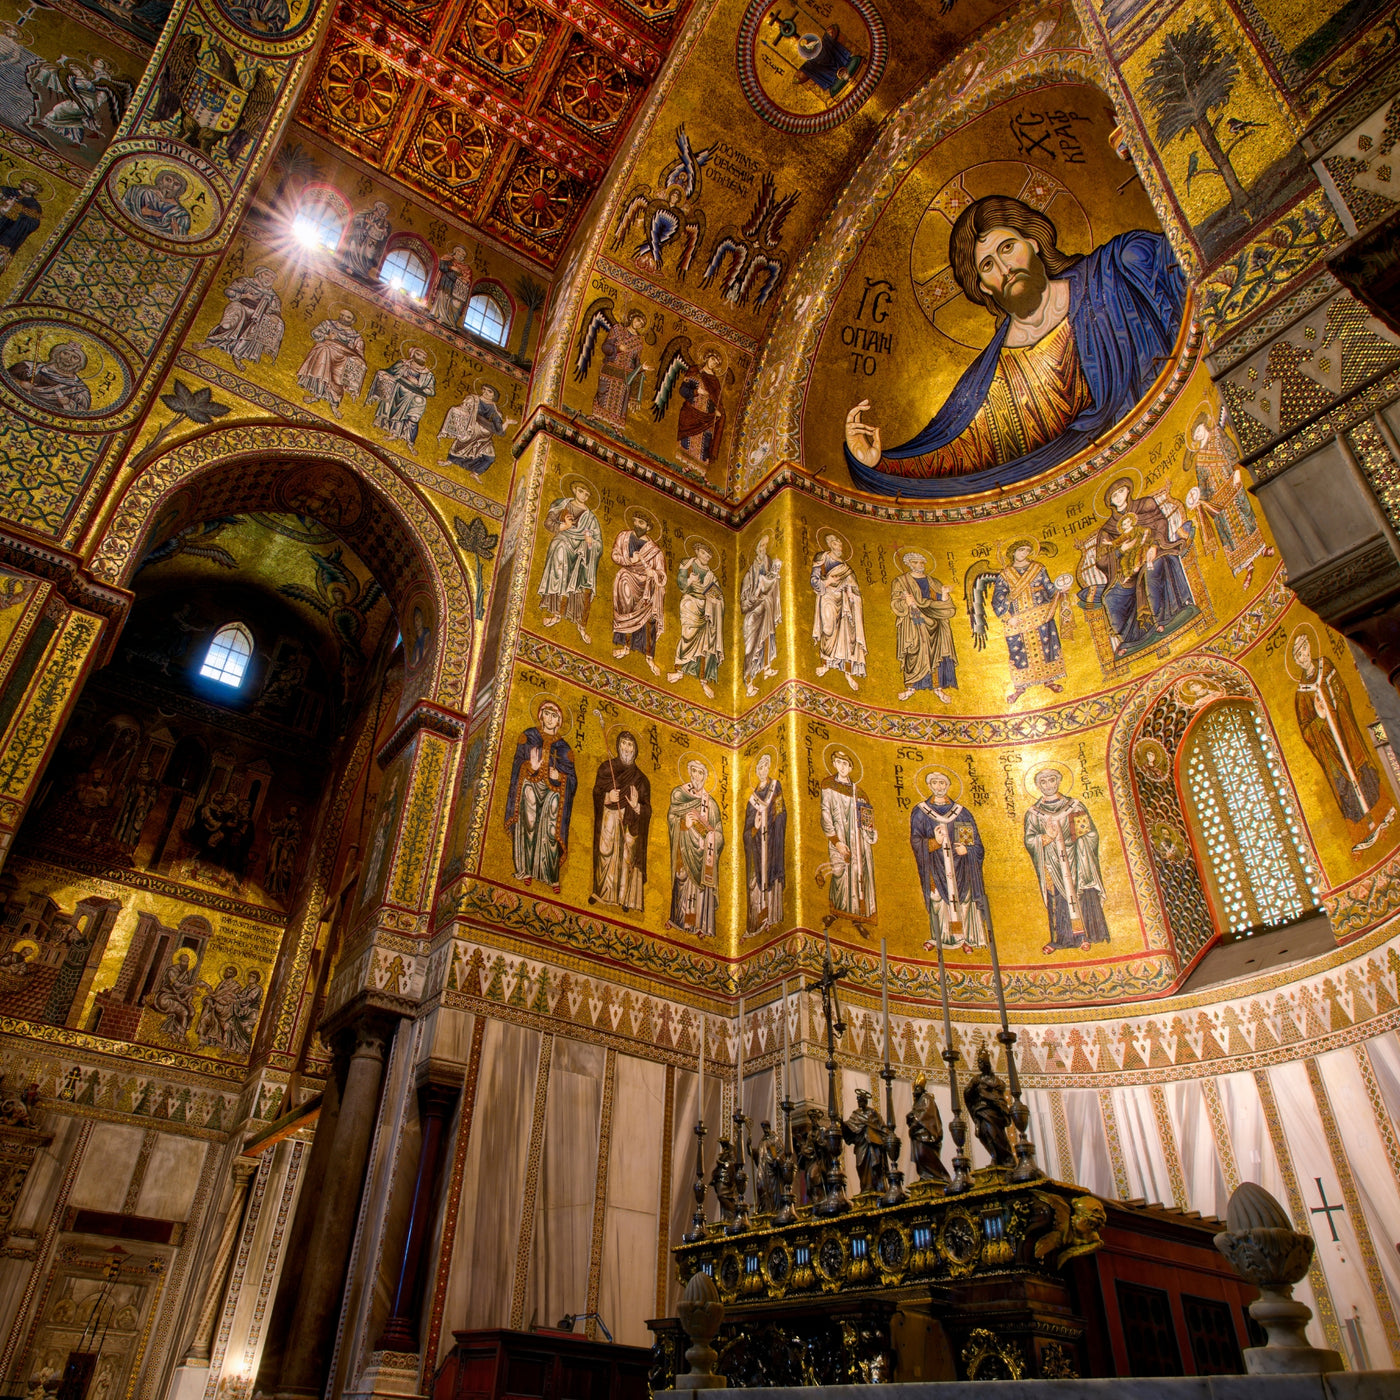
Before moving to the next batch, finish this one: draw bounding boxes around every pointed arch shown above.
[85,423,474,711]
[1107,654,1325,985]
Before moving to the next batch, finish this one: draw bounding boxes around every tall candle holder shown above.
[879,939,906,1206]
[729,1110,752,1234]
[814,939,850,1216]
[684,1118,708,1241]
[773,976,797,1225]
[985,912,1041,1183]
[931,930,973,1195]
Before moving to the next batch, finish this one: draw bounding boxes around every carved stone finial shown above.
[1214,1182,1343,1375]
[674,1271,726,1391]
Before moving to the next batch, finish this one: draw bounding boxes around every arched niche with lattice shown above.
[1178,698,1323,938]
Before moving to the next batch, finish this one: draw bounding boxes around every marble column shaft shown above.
[184,1156,258,1363]
[376,1079,459,1351]
[277,1018,392,1398]
[256,1062,346,1395]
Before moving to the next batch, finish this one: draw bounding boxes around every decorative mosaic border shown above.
[431,917,1400,1090]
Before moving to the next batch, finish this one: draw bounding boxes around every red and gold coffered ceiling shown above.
[300,0,691,264]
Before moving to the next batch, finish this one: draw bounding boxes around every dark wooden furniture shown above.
[434,1328,651,1400]
[1072,1198,1261,1377]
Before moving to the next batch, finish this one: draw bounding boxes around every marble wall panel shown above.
[1027,1092,1061,1181]
[1214,1069,1326,1348]
[1112,1086,1177,1206]
[1365,1031,1400,1124]
[0,1116,87,1372]
[524,1037,605,1332]
[447,1019,541,1330]
[68,1123,146,1212]
[667,1067,722,1314]
[598,1055,665,1345]
[135,1136,208,1221]
[1061,1089,1115,1200]
[1316,1048,1400,1351]
[1165,1080,1230,1222]
[211,1139,304,1396]
[1266,1059,1391,1365]
[333,1016,423,1397]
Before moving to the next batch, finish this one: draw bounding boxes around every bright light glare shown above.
[292,214,335,250]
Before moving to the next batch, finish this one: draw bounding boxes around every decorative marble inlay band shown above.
[511,1032,554,1330]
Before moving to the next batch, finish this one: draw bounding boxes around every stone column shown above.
[276,1016,393,1400]
[254,1063,344,1396]
[375,1074,460,1352]
[184,1156,259,1363]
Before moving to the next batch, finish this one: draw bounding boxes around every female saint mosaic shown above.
[844,196,1187,496]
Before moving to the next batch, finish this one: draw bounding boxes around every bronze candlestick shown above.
[985,910,1041,1182]
[880,1063,907,1206]
[684,1119,708,1241]
[932,929,973,1195]
[814,941,850,1216]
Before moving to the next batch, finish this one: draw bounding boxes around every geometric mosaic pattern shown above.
[297,0,687,265]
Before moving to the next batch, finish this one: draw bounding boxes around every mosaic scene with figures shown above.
[0,0,1399,1393]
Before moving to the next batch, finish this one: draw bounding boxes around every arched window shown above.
[200,623,254,688]
[1180,700,1321,935]
[291,187,349,251]
[381,239,432,299]
[463,287,509,346]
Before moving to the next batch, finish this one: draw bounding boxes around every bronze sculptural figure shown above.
[750,1119,786,1214]
[710,1137,739,1221]
[907,1071,951,1181]
[795,1106,827,1203]
[842,1087,891,1195]
[963,1045,1016,1167]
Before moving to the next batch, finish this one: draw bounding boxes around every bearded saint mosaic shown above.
[912,767,988,951]
[741,534,782,696]
[818,746,877,929]
[538,478,602,644]
[844,196,1187,497]
[811,530,867,690]
[1289,626,1396,855]
[1022,763,1112,954]
[610,507,667,676]
[667,757,723,937]
[590,729,651,914]
[891,547,957,703]
[744,751,786,936]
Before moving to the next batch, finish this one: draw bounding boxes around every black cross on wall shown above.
[1311,1178,1345,1242]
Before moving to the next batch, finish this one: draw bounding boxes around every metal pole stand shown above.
[684,1120,708,1241]
[942,1047,974,1195]
[998,1027,1042,1182]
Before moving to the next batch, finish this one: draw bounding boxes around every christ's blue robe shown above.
[844,230,1187,498]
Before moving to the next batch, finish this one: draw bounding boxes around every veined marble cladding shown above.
[524,1037,605,1335]
[440,1017,540,1339]
[598,1054,665,1346]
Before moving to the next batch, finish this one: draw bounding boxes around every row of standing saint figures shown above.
[683,930,1042,1239]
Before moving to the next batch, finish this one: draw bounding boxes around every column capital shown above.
[231,1156,260,1187]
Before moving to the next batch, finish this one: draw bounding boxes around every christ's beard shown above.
[993,259,1050,320]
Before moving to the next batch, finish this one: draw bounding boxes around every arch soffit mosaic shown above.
[85,423,474,711]
[734,9,1198,488]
